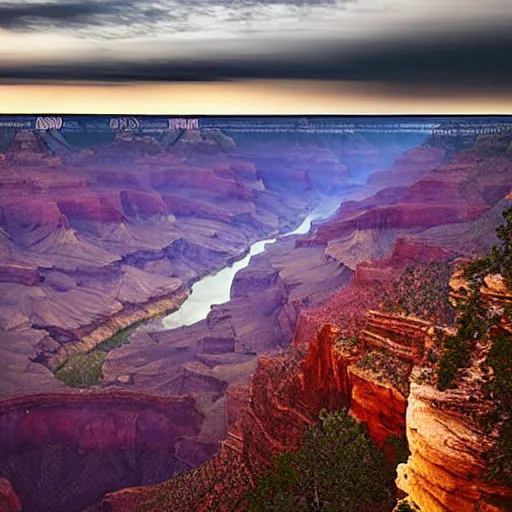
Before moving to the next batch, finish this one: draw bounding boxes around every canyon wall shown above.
[397,383,512,512]
[0,391,202,512]
[0,129,357,396]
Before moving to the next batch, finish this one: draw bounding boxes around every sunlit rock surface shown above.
[397,383,512,512]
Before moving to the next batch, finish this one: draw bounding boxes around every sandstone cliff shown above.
[397,382,512,512]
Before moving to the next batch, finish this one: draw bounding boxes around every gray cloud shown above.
[0,0,510,91]
[0,30,511,89]
[0,1,128,30]
[0,0,338,31]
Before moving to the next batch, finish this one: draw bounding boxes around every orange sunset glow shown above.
[1,81,512,115]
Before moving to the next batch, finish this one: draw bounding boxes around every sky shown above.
[0,0,511,113]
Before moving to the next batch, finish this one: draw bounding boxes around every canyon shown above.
[1,125,511,511]
[0,126,418,511]
[104,130,512,511]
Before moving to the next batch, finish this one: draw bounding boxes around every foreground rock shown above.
[397,382,512,512]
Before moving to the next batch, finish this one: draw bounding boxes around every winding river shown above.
[160,197,342,330]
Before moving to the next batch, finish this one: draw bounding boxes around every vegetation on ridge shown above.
[54,351,106,388]
[437,206,512,391]
[356,349,412,397]
[54,322,142,388]
[381,260,456,326]
[241,409,399,512]
[435,206,512,484]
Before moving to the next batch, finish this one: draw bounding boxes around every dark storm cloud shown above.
[0,1,131,29]
[0,0,337,30]
[1,31,512,89]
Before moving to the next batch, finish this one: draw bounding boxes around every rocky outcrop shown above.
[0,263,41,286]
[390,238,459,265]
[367,146,446,188]
[301,324,352,412]
[120,190,168,218]
[0,390,203,512]
[0,478,21,512]
[150,167,253,200]
[481,273,512,304]
[0,198,68,233]
[163,195,239,224]
[300,204,490,247]
[0,390,201,456]
[397,383,512,512]
[57,195,125,223]
[360,310,430,364]
[348,365,407,446]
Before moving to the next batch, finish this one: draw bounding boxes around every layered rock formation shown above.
[396,268,512,512]
[0,391,202,512]
[299,140,512,274]
[0,127,420,511]
[0,129,352,396]
[103,314,409,511]
[397,382,512,512]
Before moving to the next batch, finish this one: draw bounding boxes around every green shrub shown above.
[483,326,512,485]
[97,321,142,351]
[437,207,512,390]
[241,409,394,512]
[435,207,512,483]
[54,351,106,388]
[381,260,456,326]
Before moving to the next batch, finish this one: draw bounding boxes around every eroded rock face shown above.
[103,317,410,511]
[57,195,125,223]
[0,391,202,512]
[301,203,490,247]
[0,263,41,286]
[348,366,407,446]
[397,383,512,512]
[367,146,446,188]
[0,478,21,512]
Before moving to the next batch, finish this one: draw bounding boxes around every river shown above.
[160,197,342,330]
